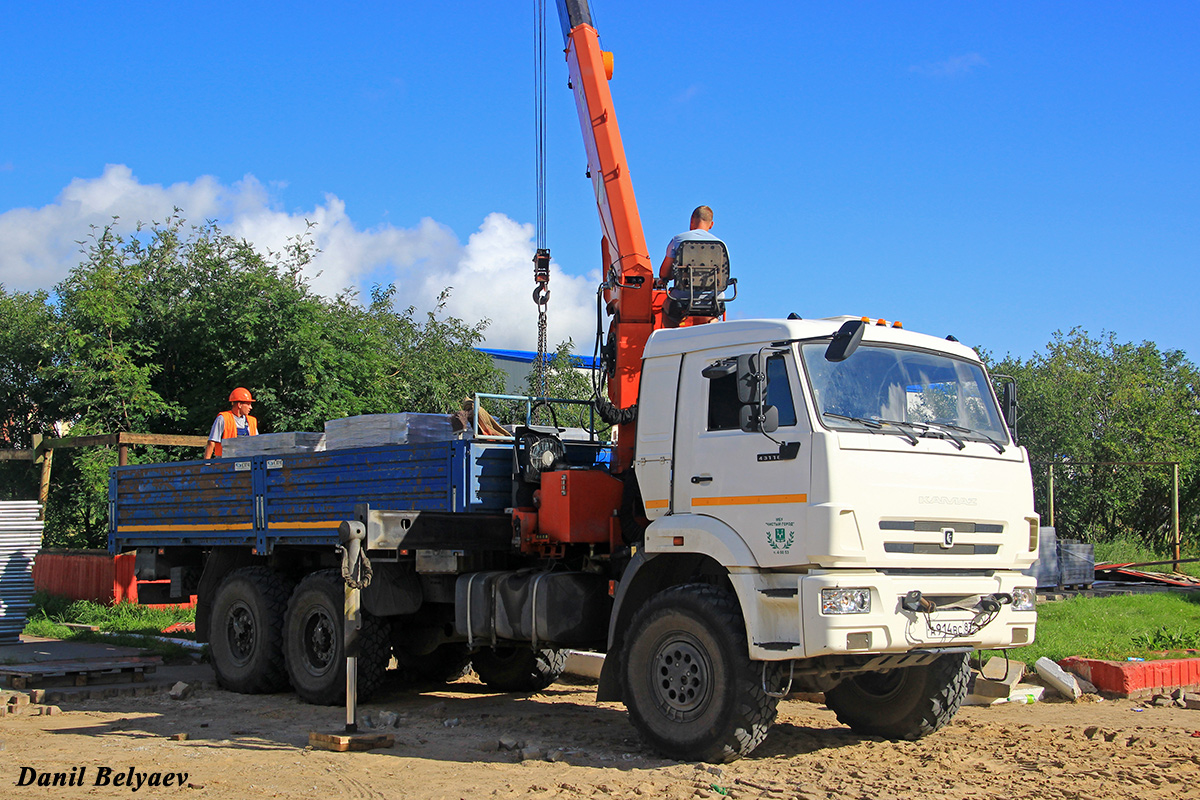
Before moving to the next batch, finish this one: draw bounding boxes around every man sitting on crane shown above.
[658,205,729,328]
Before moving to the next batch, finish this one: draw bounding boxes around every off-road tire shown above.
[208,566,291,694]
[283,569,390,706]
[622,583,780,763]
[392,643,473,684]
[824,652,970,740]
[471,646,566,692]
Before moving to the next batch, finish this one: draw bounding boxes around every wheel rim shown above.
[225,600,256,667]
[302,606,338,676]
[650,633,712,716]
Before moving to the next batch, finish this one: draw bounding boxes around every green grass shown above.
[1092,533,1200,578]
[994,592,1200,667]
[23,592,200,664]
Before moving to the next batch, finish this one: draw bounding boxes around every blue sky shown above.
[2,1,1198,361]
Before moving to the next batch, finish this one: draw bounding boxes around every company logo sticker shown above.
[766,517,796,554]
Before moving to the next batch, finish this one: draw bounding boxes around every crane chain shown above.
[533,248,552,417]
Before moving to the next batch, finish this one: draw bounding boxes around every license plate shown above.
[934,621,976,637]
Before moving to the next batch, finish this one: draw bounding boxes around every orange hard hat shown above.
[229,387,255,403]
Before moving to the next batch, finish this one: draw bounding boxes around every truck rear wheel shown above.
[283,570,390,706]
[471,646,565,692]
[622,583,779,763]
[823,652,970,740]
[208,566,291,694]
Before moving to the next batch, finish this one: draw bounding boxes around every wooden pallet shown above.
[0,656,162,690]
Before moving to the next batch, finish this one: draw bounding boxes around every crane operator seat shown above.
[664,240,734,324]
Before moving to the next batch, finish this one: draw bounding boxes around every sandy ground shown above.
[3,673,1199,800]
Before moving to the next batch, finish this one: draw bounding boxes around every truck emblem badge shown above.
[941,528,955,549]
[766,519,796,554]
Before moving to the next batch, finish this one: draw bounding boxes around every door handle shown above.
[691,475,713,484]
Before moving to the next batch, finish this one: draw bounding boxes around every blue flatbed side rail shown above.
[109,440,514,555]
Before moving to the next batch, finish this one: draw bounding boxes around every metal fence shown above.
[0,501,44,643]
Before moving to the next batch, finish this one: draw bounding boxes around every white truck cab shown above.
[622,316,1037,746]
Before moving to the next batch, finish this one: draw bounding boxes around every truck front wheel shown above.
[823,652,970,740]
[622,583,780,763]
[208,566,291,694]
[283,570,390,706]
[471,646,565,692]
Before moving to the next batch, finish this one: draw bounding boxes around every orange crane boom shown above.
[557,0,656,471]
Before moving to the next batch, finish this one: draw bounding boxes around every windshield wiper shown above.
[822,412,882,430]
[868,418,921,446]
[823,413,918,446]
[924,421,1006,454]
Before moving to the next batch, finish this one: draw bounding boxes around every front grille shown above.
[879,520,1004,533]
[884,543,1000,555]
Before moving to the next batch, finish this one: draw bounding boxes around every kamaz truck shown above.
[109,0,1038,762]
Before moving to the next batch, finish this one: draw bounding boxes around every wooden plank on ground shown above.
[0,656,162,690]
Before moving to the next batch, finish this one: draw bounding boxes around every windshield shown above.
[800,343,1010,444]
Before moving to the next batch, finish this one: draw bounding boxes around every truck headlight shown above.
[1012,587,1036,612]
[821,588,871,615]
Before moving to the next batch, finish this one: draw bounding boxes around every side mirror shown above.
[999,379,1018,442]
[825,319,866,362]
[740,404,779,433]
[736,354,761,404]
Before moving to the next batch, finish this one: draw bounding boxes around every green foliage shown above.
[989,328,1200,551]
[43,421,119,549]
[1130,626,1200,652]
[52,225,182,432]
[0,214,504,547]
[0,288,61,449]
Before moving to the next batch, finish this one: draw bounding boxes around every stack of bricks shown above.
[0,690,61,717]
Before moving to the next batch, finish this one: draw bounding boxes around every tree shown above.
[52,224,182,433]
[989,328,1200,550]
[0,287,60,449]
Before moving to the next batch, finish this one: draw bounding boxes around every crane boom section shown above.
[557,0,654,471]
[558,6,653,322]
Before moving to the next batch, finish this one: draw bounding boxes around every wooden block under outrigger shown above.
[308,731,394,752]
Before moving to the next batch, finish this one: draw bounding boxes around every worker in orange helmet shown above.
[204,387,259,458]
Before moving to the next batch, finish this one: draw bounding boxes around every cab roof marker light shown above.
[892,321,903,328]
[876,319,887,326]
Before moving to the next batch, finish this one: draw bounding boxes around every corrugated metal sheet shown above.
[0,501,44,643]
[32,550,137,605]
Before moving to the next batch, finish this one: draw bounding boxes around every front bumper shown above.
[735,569,1036,661]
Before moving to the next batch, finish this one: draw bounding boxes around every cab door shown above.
[672,347,812,565]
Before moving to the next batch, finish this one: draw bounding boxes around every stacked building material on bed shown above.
[0,501,43,643]
[1058,539,1095,589]
[324,413,454,450]
[222,432,326,458]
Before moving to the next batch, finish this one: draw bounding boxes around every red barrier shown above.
[1060,655,1200,698]
[32,550,138,604]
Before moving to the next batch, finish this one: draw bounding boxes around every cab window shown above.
[707,354,797,431]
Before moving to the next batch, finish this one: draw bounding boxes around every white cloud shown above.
[0,166,600,352]
[910,53,988,78]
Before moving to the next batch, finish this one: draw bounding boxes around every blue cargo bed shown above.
[109,439,515,554]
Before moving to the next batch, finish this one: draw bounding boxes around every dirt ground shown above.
[3,674,1199,800]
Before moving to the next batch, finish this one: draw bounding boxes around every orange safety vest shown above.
[212,411,258,457]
